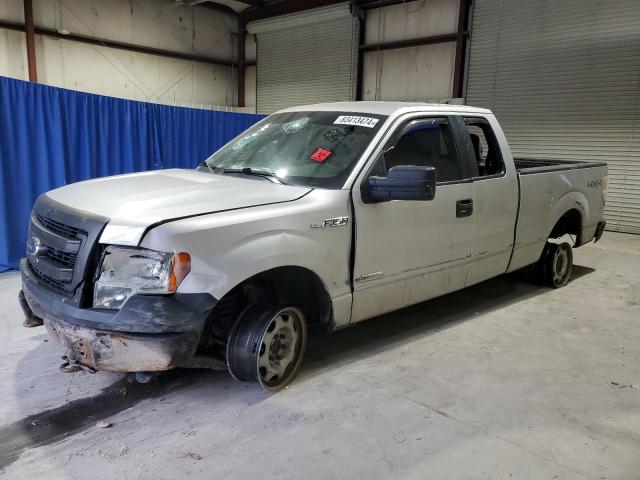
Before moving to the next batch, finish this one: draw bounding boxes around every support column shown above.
[23,0,38,82]
[452,0,471,99]
[237,19,246,108]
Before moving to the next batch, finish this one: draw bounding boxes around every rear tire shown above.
[536,241,573,288]
[226,304,307,392]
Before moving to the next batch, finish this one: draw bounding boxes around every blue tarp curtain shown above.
[0,76,264,271]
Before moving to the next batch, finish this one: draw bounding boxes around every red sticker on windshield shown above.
[310,148,332,162]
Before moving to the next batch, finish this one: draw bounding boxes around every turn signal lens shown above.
[169,252,191,292]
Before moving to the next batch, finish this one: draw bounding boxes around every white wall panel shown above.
[466,0,640,234]
[245,32,256,62]
[244,65,256,109]
[0,0,237,108]
[31,0,235,60]
[32,36,235,106]
[0,28,26,79]
[365,0,458,43]
[362,42,456,101]
[0,0,22,22]
[362,0,458,102]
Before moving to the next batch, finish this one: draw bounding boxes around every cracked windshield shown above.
[203,111,387,188]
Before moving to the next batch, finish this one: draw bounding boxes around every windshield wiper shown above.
[221,167,288,185]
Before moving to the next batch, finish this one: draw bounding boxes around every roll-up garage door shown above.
[247,3,360,115]
[465,0,640,234]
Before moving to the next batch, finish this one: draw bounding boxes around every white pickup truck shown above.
[20,102,607,391]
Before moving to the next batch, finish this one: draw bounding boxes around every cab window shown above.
[383,119,462,183]
[463,118,504,177]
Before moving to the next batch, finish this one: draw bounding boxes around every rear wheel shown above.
[226,304,307,392]
[536,241,573,288]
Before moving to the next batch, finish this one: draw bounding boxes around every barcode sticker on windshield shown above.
[334,116,379,128]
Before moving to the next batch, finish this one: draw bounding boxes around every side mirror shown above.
[364,165,436,203]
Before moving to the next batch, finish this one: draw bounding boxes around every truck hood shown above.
[46,169,311,246]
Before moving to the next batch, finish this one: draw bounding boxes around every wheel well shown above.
[195,266,333,359]
[549,209,582,245]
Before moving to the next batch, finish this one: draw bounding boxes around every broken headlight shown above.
[93,246,191,310]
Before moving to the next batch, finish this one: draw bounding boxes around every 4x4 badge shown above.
[311,217,349,229]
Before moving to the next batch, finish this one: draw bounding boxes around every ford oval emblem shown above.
[27,236,44,256]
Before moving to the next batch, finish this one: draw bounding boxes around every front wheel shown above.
[536,241,573,288]
[226,304,307,392]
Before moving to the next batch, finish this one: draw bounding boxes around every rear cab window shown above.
[462,117,505,178]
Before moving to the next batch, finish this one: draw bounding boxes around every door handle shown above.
[456,199,473,218]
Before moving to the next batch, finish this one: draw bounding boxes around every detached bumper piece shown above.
[21,259,217,373]
[18,290,44,327]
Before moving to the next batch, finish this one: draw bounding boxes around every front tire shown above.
[536,241,573,288]
[226,304,307,392]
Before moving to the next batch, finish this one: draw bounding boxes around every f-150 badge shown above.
[311,217,349,229]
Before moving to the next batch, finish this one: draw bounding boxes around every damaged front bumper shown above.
[48,319,199,373]
[21,259,217,373]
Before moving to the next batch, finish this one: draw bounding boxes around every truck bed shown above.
[514,157,607,174]
[507,156,608,273]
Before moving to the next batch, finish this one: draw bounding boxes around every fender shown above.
[139,189,354,327]
[508,183,590,273]
[180,230,339,299]
[546,189,589,244]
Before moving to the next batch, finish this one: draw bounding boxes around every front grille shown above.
[27,195,108,306]
[29,213,85,294]
[35,270,68,294]
[36,213,85,240]
[47,246,78,268]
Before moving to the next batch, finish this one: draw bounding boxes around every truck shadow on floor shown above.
[303,265,595,374]
[1,266,594,471]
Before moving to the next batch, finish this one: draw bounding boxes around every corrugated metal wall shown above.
[465,0,640,233]
[248,4,359,115]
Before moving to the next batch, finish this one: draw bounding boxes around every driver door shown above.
[350,116,474,323]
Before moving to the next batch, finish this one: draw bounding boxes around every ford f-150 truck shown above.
[19,102,608,391]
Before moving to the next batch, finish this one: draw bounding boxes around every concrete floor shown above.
[0,232,639,479]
